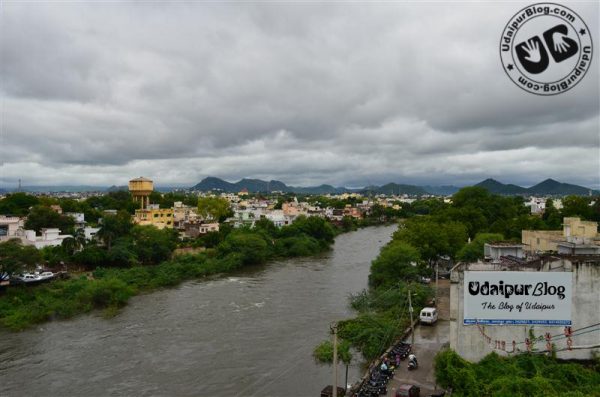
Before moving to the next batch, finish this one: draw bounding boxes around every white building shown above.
[483,242,525,261]
[0,216,25,241]
[22,228,72,249]
[83,226,100,241]
[264,210,294,227]
[66,212,86,228]
[449,256,600,362]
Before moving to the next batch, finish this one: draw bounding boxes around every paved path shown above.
[387,279,450,396]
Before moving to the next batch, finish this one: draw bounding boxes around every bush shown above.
[434,349,600,397]
[217,232,270,266]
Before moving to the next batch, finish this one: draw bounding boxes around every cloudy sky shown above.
[1,1,598,189]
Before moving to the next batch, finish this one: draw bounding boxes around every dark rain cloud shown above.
[0,2,598,188]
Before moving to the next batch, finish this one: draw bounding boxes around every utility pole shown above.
[408,288,414,345]
[331,322,338,397]
[435,263,439,307]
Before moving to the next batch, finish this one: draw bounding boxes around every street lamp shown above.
[330,321,338,397]
[407,288,419,345]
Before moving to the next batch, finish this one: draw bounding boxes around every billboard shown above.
[463,271,572,326]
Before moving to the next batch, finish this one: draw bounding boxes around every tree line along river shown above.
[0,225,396,397]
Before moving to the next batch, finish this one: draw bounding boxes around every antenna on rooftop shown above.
[18,179,21,192]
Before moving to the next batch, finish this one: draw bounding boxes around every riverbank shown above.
[0,216,338,331]
[0,225,397,397]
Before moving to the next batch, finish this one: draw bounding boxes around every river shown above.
[0,225,396,397]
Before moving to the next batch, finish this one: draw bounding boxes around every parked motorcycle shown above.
[407,357,418,371]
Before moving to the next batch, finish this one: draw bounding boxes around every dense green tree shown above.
[217,232,269,265]
[542,199,562,229]
[561,195,593,220]
[457,233,505,262]
[24,205,75,234]
[448,187,528,235]
[130,226,177,264]
[151,192,198,208]
[499,214,547,240]
[369,241,421,288]
[0,239,41,276]
[407,198,448,216]
[341,216,357,232]
[107,239,139,267]
[73,246,109,269]
[61,237,80,256]
[197,197,233,222]
[590,197,600,223]
[86,191,136,214]
[0,193,40,216]
[284,215,335,244]
[57,199,84,213]
[40,245,70,267]
[97,211,133,249]
[451,186,491,209]
[394,217,467,264]
[254,218,279,236]
[440,206,488,238]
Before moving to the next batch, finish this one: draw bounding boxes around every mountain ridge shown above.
[191,177,598,196]
[475,178,598,196]
[1,177,596,196]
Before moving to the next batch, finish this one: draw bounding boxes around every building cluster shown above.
[524,196,563,215]
[128,177,220,239]
[1,176,405,250]
[450,216,600,362]
[0,212,98,249]
[221,192,402,228]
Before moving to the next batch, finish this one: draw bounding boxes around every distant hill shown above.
[191,177,347,194]
[191,177,431,195]
[475,178,598,196]
[422,185,460,195]
[1,176,595,196]
[193,177,288,193]
[292,184,348,195]
[107,185,128,192]
[475,179,528,195]
[18,185,107,193]
[192,176,597,196]
[360,183,428,196]
[527,179,596,196]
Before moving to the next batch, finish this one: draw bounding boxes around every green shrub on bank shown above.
[0,217,337,331]
[337,282,431,360]
[0,277,134,330]
[434,349,600,397]
[313,339,353,364]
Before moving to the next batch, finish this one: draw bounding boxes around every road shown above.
[387,279,450,396]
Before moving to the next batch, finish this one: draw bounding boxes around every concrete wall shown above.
[484,244,524,260]
[450,258,600,362]
[522,230,562,253]
[564,217,597,239]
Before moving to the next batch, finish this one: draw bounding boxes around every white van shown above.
[419,307,438,325]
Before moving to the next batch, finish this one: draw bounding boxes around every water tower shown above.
[129,177,153,210]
